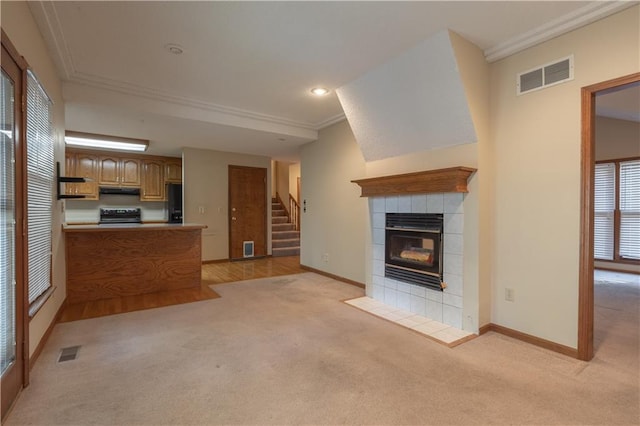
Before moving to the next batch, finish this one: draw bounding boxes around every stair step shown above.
[272,230,300,240]
[272,247,300,257]
[272,216,289,224]
[272,210,287,217]
[272,223,294,232]
[272,238,300,248]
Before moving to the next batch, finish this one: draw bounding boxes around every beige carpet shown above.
[5,272,639,425]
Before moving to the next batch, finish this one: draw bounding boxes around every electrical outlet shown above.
[505,288,515,302]
[322,253,329,263]
[198,206,205,214]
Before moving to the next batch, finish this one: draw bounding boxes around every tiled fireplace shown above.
[369,193,465,329]
[352,167,476,333]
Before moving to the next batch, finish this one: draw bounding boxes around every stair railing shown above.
[289,193,300,231]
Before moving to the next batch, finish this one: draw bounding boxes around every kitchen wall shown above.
[65,197,166,223]
[1,1,66,357]
[183,147,272,261]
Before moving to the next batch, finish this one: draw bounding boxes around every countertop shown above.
[62,223,207,232]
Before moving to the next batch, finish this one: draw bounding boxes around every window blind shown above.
[594,162,615,260]
[26,70,54,304]
[619,160,640,260]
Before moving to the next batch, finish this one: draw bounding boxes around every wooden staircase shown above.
[271,197,300,257]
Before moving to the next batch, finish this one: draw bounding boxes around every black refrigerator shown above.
[166,183,183,223]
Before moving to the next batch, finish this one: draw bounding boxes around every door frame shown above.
[1,29,29,420]
[578,72,640,361]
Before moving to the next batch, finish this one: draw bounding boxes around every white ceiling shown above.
[28,1,636,160]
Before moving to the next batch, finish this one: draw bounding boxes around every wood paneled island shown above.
[63,223,206,304]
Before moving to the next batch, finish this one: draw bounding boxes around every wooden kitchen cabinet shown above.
[141,159,165,201]
[65,152,99,200]
[98,155,141,187]
[165,158,182,183]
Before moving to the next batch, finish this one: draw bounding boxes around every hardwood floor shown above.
[59,255,305,323]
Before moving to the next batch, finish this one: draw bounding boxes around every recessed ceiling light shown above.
[165,43,184,55]
[310,87,330,96]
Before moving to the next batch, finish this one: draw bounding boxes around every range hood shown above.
[99,187,141,196]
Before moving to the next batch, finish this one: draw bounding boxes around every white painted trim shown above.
[484,1,637,63]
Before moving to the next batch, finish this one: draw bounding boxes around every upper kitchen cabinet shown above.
[141,159,165,201]
[65,152,99,200]
[165,158,182,183]
[98,155,141,187]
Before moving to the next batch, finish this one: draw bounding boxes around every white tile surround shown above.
[368,193,465,330]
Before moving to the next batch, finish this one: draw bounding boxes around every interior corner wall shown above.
[488,6,640,348]
[183,147,272,261]
[448,30,491,330]
[1,1,66,357]
[299,120,368,283]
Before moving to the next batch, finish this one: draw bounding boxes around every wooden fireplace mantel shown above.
[351,166,476,197]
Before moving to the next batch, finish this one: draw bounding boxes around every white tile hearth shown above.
[345,296,474,346]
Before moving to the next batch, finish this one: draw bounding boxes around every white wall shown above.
[299,120,368,283]
[489,6,639,347]
[1,2,66,357]
[183,147,271,261]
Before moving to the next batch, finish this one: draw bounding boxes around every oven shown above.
[99,208,142,225]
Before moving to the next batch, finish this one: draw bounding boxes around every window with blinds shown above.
[26,70,54,304]
[594,158,640,263]
[594,163,615,260]
[619,160,640,260]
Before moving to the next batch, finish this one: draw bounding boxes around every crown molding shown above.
[484,1,638,63]
[314,113,347,130]
[28,1,76,79]
[70,72,319,131]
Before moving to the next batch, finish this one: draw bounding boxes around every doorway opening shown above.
[579,72,640,361]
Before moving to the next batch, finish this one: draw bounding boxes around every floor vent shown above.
[58,345,81,363]
[517,55,573,95]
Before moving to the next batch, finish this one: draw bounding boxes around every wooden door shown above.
[1,36,27,422]
[120,158,141,186]
[229,165,267,260]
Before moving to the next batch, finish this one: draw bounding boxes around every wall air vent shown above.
[517,55,573,95]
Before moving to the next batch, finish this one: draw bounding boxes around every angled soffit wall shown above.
[336,30,478,162]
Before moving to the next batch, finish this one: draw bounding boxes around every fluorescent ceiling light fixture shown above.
[65,131,149,152]
[310,87,330,96]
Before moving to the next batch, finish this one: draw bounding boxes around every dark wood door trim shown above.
[1,30,29,421]
[578,72,640,361]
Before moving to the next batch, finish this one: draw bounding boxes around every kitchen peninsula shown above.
[63,223,206,303]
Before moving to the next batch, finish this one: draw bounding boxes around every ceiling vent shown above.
[517,55,573,95]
